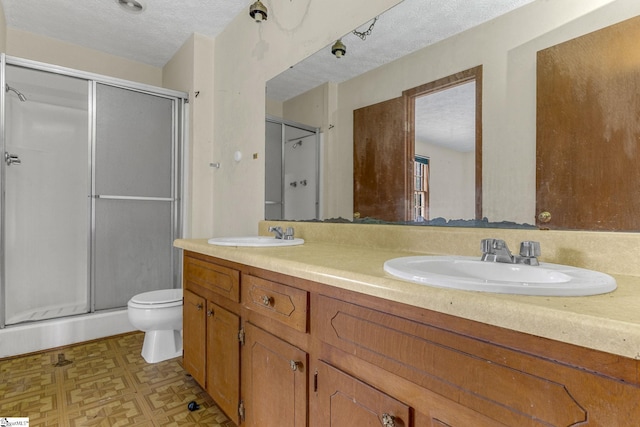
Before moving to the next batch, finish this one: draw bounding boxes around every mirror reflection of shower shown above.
[265,117,321,221]
[5,84,27,102]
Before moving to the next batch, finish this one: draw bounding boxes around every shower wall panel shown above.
[4,66,89,324]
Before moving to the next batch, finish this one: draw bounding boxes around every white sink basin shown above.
[383,255,616,296]
[207,236,304,247]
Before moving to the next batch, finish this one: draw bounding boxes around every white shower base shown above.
[5,303,89,325]
[0,309,136,358]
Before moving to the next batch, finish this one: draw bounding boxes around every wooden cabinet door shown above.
[354,97,410,222]
[536,16,640,230]
[206,301,240,425]
[316,361,411,427]
[241,322,307,427]
[183,289,206,386]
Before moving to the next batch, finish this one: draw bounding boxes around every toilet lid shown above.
[130,288,183,305]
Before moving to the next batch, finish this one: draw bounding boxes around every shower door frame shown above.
[0,55,187,328]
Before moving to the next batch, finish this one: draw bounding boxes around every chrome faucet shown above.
[480,238,541,266]
[268,226,295,240]
[268,226,284,239]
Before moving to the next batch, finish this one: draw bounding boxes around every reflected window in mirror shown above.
[413,156,429,221]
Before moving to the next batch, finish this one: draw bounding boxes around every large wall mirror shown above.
[266,0,640,231]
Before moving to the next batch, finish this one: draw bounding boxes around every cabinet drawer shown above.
[241,274,308,332]
[184,255,240,302]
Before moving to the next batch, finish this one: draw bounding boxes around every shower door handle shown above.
[4,152,21,166]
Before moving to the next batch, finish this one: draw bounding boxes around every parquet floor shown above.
[0,332,235,426]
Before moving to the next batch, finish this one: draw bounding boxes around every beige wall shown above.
[210,0,403,236]
[266,98,283,118]
[0,4,6,52]
[5,28,162,86]
[416,140,475,220]
[163,34,216,239]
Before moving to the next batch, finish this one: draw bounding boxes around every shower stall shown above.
[265,116,321,220]
[0,56,186,355]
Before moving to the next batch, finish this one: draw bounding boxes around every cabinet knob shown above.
[289,360,302,371]
[196,303,203,311]
[381,413,396,427]
[207,309,214,317]
[262,295,273,306]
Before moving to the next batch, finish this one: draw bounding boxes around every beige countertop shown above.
[175,231,640,360]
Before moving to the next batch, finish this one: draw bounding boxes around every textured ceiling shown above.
[266,0,534,102]
[265,0,534,151]
[1,0,534,150]
[415,81,476,153]
[0,0,253,67]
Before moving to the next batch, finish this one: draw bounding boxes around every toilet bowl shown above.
[127,288,183,363]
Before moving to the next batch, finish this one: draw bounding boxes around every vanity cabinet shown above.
[240,273,310,426]
[183,252,310,426]
[314,294,640,426]
[182,250,640,427]
[183,252,241,425]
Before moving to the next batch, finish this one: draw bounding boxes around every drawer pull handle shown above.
[196,303,203,311]
[289,360,302,371]
[207,309,214,317]
[382,413,395,427]
[261,295,273,306]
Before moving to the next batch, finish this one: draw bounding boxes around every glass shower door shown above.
[92,83,177,310]
[3,65,90,325]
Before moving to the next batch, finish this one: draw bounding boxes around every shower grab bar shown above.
[93,195,175,202]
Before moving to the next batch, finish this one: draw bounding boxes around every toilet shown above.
[127,288,183,363]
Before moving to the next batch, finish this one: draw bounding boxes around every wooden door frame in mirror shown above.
[403,65,483,220]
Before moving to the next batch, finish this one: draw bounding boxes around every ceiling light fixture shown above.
[249,0,268,22]
[331,39,346,58]
[116,0,145,13]
[331,17,378,58]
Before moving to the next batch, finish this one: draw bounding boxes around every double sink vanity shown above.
[175,221,640,426]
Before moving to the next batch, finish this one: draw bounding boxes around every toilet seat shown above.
[128,289,183,308]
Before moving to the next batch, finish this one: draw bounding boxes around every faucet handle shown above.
[284,227,295,240]
[519,241,541,257]
[481,238,497,253]
[481,238,508,252]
